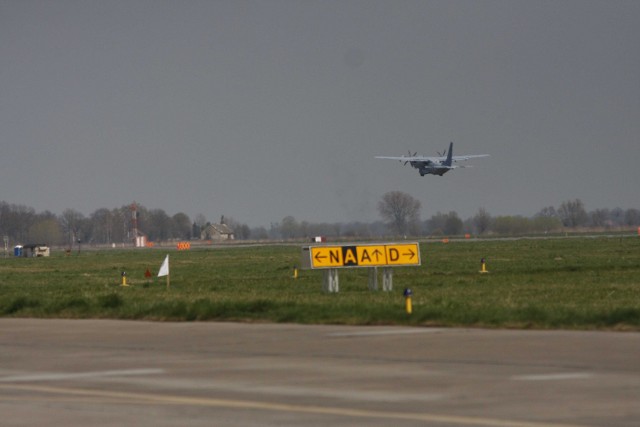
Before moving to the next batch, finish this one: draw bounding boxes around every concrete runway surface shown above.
[0,319,638,427]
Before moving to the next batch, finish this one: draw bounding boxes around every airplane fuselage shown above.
[420,167,449,176]
[413,161,449,176]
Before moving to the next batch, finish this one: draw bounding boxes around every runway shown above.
[1,319,638,426]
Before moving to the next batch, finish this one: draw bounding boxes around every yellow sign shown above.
[309,246,344,268]
[308,243,420,269]
[356,245,386,266]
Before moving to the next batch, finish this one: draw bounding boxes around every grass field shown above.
[1,236,639,330]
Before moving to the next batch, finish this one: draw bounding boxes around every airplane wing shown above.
[450,154,490,162]
[375,155,443,162]
[375,154,489,162]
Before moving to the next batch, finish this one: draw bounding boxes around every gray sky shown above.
[2,0,639,227]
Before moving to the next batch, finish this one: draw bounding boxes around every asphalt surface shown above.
[0,319,638,426]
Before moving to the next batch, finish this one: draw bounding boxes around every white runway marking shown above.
[0,368,165,383]
[512,373,593,381]
[328,328,444,337]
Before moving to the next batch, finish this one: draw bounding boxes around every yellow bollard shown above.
[121,271,129,286]
[479,258,489,274]
[405,296,412,314]
[293,267,298,279]
[403,288,413,314]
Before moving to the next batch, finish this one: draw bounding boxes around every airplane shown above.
[375,142,489,176]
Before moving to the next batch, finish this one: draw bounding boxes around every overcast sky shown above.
[2,0,638,227]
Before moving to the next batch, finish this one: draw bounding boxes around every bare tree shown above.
[536,206,558,218]
[625,209,640,226]
[172,212,192,240]
[146,209,171,241]
[60,209,86,249]
[90,208,114,244]
[558,199,588,228]
[0,203,36,242]
[280,216,300,239]
[444,211,464,235]
[426,211,463,235]
[28,218,63,245]
[377,191,421,236]
[473,208,492,234]
[194,214,207,228]
[590,209,610,228]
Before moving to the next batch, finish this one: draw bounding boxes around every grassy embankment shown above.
[1,236,639,329]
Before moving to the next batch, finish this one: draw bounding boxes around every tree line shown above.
[0,202,194,248]
[376,192,640,237]
[1,196,638,248]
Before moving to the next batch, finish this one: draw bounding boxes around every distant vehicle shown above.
[376,142,489,176]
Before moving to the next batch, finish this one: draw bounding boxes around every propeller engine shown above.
[403,151,417,165]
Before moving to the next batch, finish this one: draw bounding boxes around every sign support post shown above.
[368,267,378,291]
[323,268,339,293]
[382,267,393,291]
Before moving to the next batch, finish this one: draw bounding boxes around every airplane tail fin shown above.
[444,142,453,166]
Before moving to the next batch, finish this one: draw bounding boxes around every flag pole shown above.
[166,271,170,289]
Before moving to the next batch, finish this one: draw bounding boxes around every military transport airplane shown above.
[375,142,489,176]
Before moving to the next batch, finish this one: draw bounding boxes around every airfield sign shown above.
[304,243,420,269]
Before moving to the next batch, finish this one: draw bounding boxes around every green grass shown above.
[1,237,639,330]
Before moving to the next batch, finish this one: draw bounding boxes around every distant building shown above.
[22,244,50,257]
[200,223,235,241]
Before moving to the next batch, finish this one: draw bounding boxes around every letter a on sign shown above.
[342,246,358,266]
[356,245,386,267]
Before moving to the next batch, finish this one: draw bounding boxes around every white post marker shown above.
[158,254,170,288]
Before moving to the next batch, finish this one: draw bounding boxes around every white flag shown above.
[158,255,169,277]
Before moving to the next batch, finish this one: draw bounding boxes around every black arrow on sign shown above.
[371,249,383,261]
[403,248,416,259]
